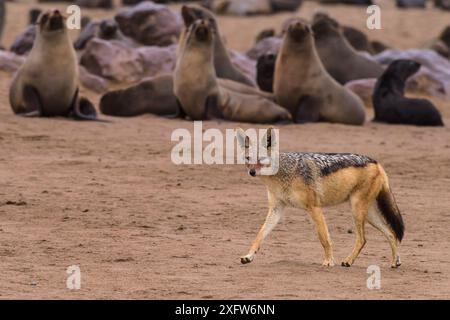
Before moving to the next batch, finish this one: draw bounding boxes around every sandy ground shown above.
[1,0,450,299]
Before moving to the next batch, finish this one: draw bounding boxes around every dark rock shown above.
[10,25,36,56]
[115,1,181,46]
[80,38,176,83]
[246,36,281,60]
[0,50,25,73]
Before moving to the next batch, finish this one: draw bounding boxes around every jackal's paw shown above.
[391,256,401,268]
[341,261,351,267]
[240,254,254,264]
[322,259,335,267]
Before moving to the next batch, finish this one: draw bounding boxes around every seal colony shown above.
[174,19,291,123]
[3,2,446,128]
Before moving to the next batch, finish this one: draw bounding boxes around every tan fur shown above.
[174,20,218,120]
[238,128,403,268]
[9,10,78,116]
[274,20,366,125]
[174,20,291,123]
[181,5,255,86]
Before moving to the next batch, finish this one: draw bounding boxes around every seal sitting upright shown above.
[180,5,255,87]
[174,19,291,123]
[9,10,99,120]
[274,19,366,125]
[373,59,444,126]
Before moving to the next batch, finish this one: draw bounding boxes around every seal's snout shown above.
[49,15,64,31]
[100,20,118,38]
[41,9,65,31]
[288,21,310,42]
[194,20,210,41]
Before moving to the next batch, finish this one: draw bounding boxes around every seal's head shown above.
[188,19,214,44]
[386,59,421,81]
[286,19,313,45]
[99,20,118,39]
[181,5,217,30]
[38,10,66,34]
[257,53,277,92]
[311,14,340,40]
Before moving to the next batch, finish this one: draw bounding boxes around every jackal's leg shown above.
[308,206,334,266]
[367,206,400,268]
[342,195,369,267]
[241,205,283,264]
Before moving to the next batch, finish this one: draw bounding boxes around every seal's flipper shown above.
[20,85,43,117]
[164,99,186,119]
[70,89,105,122]
[205,95,223,120]
[295,96,321,124]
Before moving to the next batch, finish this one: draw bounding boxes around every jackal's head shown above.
[236,127,279,177]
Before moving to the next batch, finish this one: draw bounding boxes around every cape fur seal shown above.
[373,59,444,126]
[312,15,383,84]
[274,19,365,125]
[174,19,291,123]
[100,74,178,117]
[99,74,274,118]
[257,53,277,92]
[181,5,255,86]
[9,10,99,120]
[74,19,134,50]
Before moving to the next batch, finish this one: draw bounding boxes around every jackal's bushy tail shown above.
[376,170,404,242]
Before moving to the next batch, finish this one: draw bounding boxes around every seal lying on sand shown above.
[9,10,99,120]
[100,74,178,117]
[174,19,291,123]
[274,19,365,125]
[373,59,444,126]
[312,14,383,84]
[100,74,274,118]
[181,5,255,86]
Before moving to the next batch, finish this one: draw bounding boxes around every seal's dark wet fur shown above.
[373,59,444,126]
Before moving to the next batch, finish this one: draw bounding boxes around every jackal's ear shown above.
[236,128,249,150]
[261,127,277,150]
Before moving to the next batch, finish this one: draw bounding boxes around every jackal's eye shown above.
[245,156,250,161]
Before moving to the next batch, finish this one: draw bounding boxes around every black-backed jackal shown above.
[236,128,404,268]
